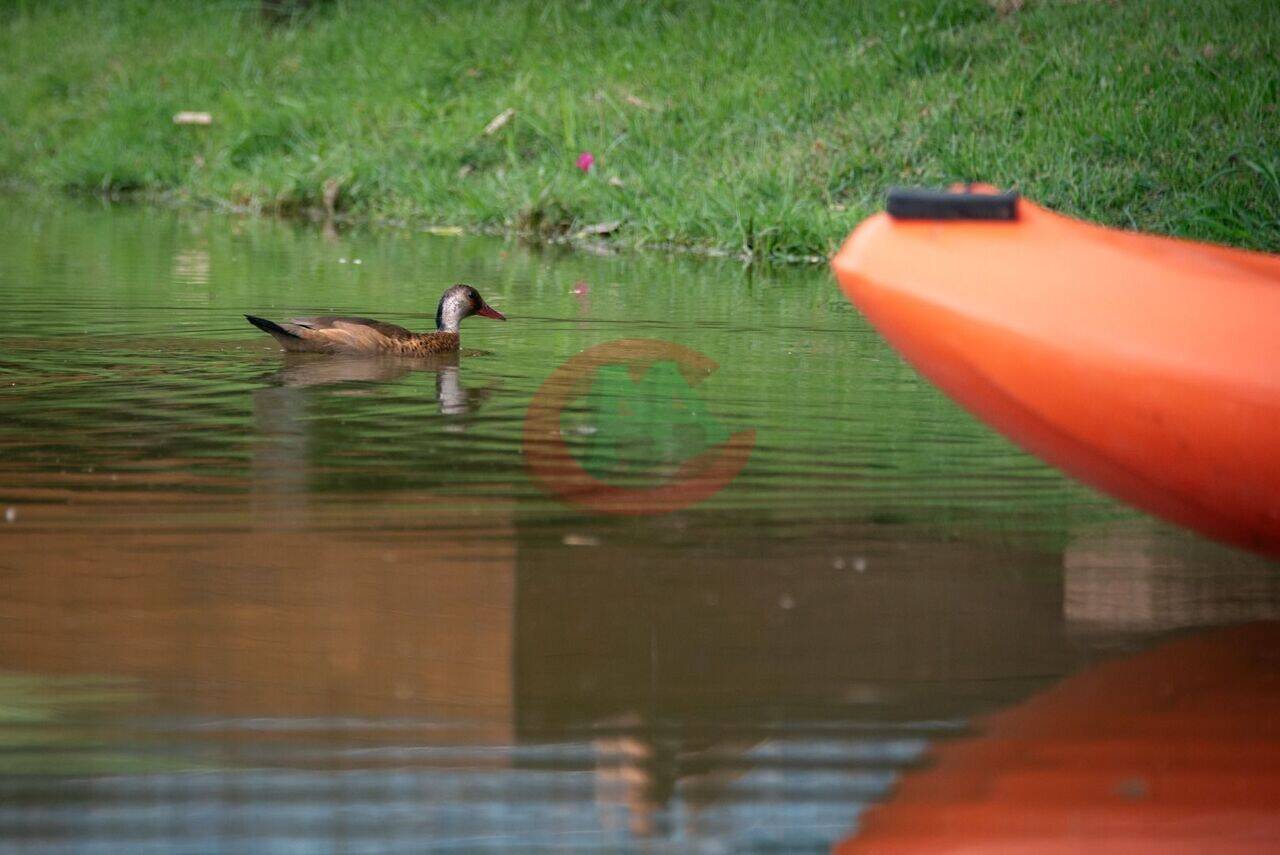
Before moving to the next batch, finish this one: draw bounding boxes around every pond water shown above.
[0,195,1276,853]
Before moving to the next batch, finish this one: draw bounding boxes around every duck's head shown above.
[436,284,505,332]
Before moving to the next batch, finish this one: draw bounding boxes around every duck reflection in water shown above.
[262,351,494,416]
[250,351,496,520]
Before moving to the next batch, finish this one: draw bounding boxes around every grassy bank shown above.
[2,0,1277,259]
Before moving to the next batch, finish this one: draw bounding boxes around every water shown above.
[0,195,1276,853]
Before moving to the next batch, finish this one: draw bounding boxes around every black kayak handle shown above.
[886,186,1020,221]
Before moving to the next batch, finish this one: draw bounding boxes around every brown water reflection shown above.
[9,501,1270,733]
[3,483,1276,849]
[2,496,515,729]
[514,530,1066,730]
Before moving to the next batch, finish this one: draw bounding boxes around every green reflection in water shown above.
[0,674,191,775]
[0,191,1127,548]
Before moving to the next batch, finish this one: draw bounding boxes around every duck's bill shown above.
[477,304,506,321]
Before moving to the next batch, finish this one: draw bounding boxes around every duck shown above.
[245,284,505,355]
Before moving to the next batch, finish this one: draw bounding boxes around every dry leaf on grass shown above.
[482,108,514,136]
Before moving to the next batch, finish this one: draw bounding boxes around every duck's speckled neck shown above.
[435,285,473,332]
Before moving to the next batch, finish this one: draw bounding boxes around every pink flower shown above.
[576,151,595,173]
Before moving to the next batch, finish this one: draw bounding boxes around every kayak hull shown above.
[832,198,1280,558]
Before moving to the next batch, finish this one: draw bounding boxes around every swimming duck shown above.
[245,284,505,355]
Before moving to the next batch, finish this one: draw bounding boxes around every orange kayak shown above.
[831,188,1280,559]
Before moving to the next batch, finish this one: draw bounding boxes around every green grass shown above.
[1,0,1277,259]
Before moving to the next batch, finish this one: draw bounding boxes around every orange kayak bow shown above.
[832,188,1280,559]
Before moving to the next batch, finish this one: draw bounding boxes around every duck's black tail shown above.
[245,315,300,338]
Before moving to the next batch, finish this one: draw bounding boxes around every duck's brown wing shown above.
[247,315,421,353]
[287,316,418,340]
